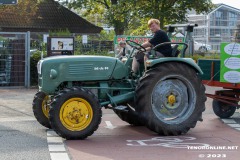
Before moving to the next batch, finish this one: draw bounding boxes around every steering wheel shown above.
[126,40,146,52]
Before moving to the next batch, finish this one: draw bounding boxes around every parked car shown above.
[194,41,211,52]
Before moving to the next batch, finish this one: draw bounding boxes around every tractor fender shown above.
[146,58,203,74]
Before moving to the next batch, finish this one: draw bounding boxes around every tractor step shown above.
[114,106,129,112]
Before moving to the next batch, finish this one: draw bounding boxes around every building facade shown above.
[188,4,240,51]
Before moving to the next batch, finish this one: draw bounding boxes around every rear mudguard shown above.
[146,58,203,74]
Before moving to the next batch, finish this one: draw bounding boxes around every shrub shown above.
[30,51,47,86]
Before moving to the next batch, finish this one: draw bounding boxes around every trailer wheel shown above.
[114,102,143,126]
[32,91,51,128]
[212,100,236,118]
[136,62,206,135]
[49,87,102,139]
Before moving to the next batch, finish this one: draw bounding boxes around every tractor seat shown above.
[171,44,180,57]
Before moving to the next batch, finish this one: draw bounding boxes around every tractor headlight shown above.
[37,60,43,75]
[50,69,58,79]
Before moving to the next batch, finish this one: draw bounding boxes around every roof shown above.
[187,3,240,16]
[208,3,240,15]
[0,0,102,34]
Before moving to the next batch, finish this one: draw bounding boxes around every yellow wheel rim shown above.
[60,98,93,131]
[42,96,50,118]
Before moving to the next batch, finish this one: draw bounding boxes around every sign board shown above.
[51,38,74,51]
[82,35,88,44]
[114,36,152,45]
[220,42,240,83]
[0,0,17,4]
[171,37,185,43]
[114,35,185,53]
[43,34,49,43]
[47,37,74,56]
[114,35,185,45]
[114,36,152,55]
[171,37,185,50]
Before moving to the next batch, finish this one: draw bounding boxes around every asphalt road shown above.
[0,89,50,160]
[0,87,239,160]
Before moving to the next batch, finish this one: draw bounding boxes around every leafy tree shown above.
[99,30,115,41]
[57,0,213,36]
[135,0,214,30]
[0,0,214,36]
[58,0,134,35]
[0,0,40,19]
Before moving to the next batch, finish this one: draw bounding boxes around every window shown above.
[215,11,223,19]
[194,28,205,36]
[229,12,237,19]
[210,29,221,36]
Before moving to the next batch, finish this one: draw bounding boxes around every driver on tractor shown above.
[132,18,173,73]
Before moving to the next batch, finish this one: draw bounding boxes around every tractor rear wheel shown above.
[114,102,143,126]
[212,100,236,118]
[49,87,102,139]
[136,62,206,135]
[32,91,51,128]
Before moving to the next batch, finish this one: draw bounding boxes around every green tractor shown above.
[33,25,206,139]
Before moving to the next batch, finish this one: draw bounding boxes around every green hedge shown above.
[30,51,46,86]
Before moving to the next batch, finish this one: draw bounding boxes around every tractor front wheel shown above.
[136,62,206,135]
[32,91,51,128]
[49,87,102,139]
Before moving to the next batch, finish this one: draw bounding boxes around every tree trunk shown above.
[114,27,124,35]
[160,16,165,30]
[110,0,125,35]
[113,19,125,35]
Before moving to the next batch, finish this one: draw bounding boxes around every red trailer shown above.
[198,59,240,118]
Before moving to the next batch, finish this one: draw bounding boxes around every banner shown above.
[114,36,152,45]
[220,42,240,83]
[114,36,185,45]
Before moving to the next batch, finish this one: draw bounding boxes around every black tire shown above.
[32,91,51,129]
[212,100,236,118]
[114,102,143,126]
[49,87,102,140]
[135,62,206,135]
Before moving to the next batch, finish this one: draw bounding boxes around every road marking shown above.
[227,123,240,128]
[47,130,59,137]
[221,119,236,124]
[47,137,63,143]
[49,144,66,152]
[221,118,240,132]
[50,153,70,160]
[105,121,117,129]
[126,137,210,148]
[47,130,71,160]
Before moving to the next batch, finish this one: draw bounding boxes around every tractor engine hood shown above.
[37,55,128,94]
